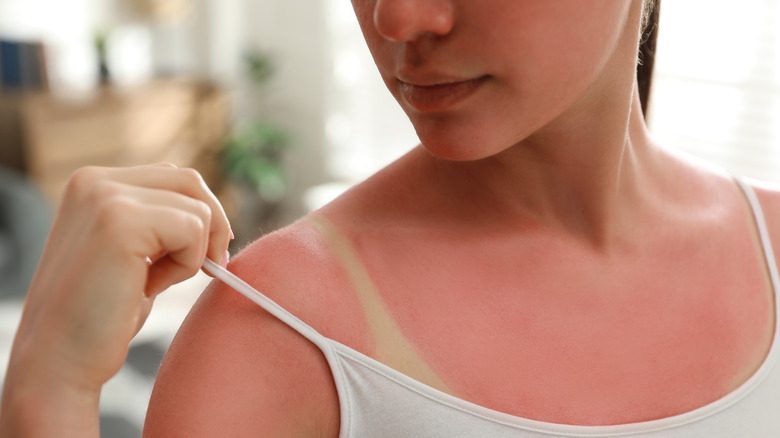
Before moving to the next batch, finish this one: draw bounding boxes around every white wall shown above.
[323,0,418,184]
[243,0,330,221]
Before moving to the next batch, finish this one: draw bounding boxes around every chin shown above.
[410,123,474,163]
[414,122,517,163]
[408,105,533,162]
[418,138,500,162]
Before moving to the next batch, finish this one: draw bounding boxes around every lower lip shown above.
[399,76,489,112]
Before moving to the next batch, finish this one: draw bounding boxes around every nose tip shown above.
[373,0,454,42]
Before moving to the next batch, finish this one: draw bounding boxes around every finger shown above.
[146,255,198,296]
[65,166,230,280]
[102,184,214,274]
[73,165,231,268]
[106,166,232,263]
[118,182,230,275]
[119,183,214,237]
[137,204,211,295]
[133,295,156,336]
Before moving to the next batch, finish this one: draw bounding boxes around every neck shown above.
[428,86,659,250]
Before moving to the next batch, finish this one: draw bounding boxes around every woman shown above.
[3,0,778,436]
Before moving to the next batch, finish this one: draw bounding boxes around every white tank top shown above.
[202,178,780,437]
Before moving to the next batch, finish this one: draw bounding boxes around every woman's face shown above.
[351,0,642,161]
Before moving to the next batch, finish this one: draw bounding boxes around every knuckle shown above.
[90,180,123,203]
[179,208,206,233]
[64,167,131,210]
[193,201,213,228]
[65,166,104,197]
[180,167,205,187]
[93,196,137,234]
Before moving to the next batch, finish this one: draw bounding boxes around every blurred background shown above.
[0,0,778,436]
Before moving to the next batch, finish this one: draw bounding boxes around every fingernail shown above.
[221,250,230,268]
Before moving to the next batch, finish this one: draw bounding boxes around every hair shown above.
[637,0,660,118]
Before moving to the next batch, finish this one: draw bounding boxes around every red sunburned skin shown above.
[399,76,490,112]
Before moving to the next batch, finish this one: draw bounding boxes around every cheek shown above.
[484,2,632,137]
[351,1,400,88]
[497,1,631,97]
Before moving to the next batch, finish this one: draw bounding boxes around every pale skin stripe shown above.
[306,213,452,394]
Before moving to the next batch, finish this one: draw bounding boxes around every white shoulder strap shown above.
[201,258,327,346]
[734,177,780,295]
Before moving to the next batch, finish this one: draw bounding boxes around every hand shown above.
[1,164,231,435]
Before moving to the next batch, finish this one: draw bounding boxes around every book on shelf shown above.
[0,39,49,92]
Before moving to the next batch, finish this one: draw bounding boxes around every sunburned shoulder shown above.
[143,218,371,437]
[225,218,373,347]
[670,152,780,254]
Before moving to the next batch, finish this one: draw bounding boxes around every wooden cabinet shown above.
[0,79,228,206]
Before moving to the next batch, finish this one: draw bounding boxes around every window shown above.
[649,0,780,182]
[323,0,419,183]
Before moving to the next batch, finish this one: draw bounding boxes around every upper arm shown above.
[142,279,339,437]
[141,221,365,437]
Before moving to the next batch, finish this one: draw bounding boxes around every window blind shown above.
[648,0,780,181]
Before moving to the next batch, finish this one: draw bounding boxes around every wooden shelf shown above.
[0,79,228,206]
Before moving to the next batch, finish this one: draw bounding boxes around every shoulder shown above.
[227,217,373,346]
[143,217,372,437]
[684,165,780,265]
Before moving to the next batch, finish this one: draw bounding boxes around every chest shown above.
[353,231,776,425]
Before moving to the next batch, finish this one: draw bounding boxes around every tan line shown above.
[306,213,452,394]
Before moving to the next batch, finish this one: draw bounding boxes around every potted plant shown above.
[220,50,290,246]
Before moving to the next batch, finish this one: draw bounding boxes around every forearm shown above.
[1,349,101,437]
[0,164,232,438]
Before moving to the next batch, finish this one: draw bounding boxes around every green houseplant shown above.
[220,50,290,243]
[221,119,288,204]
